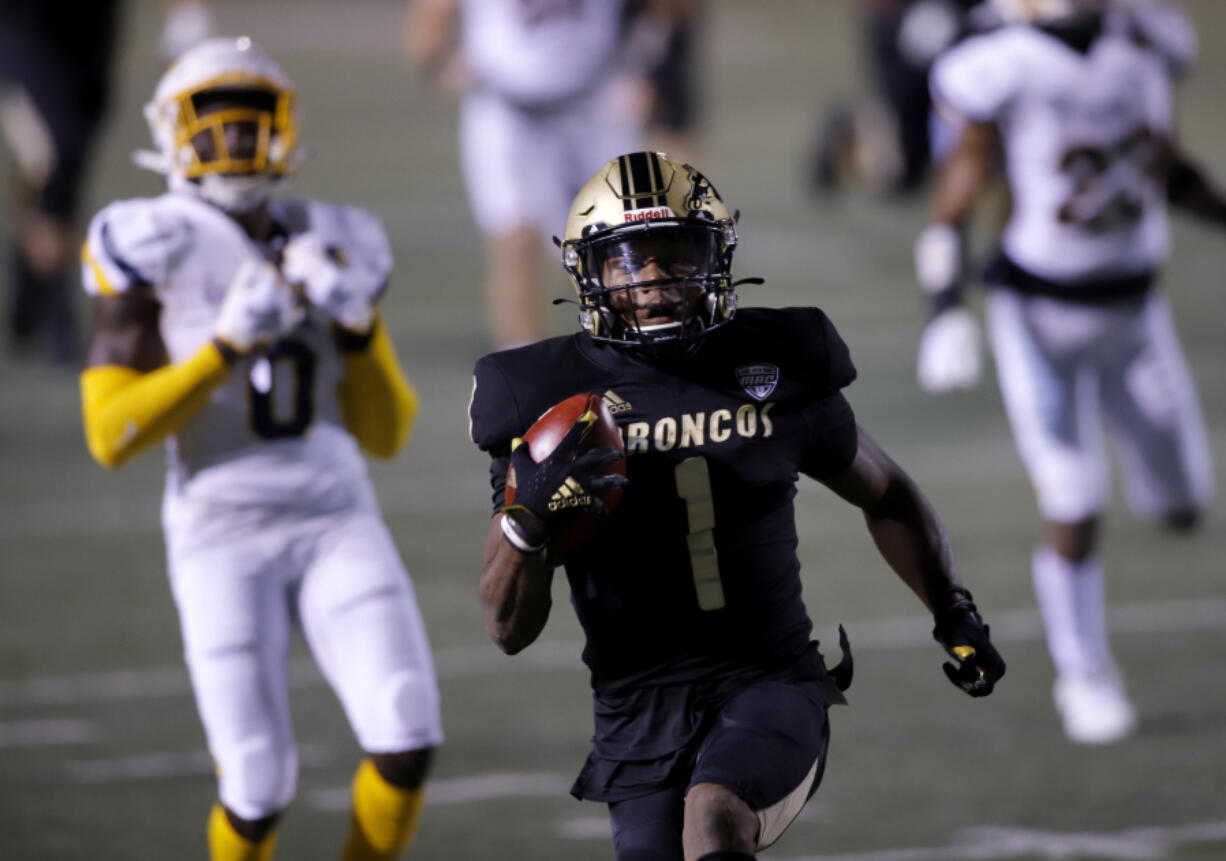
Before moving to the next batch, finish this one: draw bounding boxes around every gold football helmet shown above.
[561,152,749,348]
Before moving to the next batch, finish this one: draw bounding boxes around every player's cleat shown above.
[1053,670,1138,745]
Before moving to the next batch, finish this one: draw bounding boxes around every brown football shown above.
[505,393,626,564]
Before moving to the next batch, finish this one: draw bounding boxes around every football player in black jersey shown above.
[469,152,1005,861]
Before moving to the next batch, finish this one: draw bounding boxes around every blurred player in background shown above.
[913,0,1226,744]
[0,0,212,365]
[405,0,646,349]
[621,0,705,166]
[809,0,993,196]
[0,0,121,363]
[78,38,441,860]
[159,1,217,62]
[471,152,1006,860]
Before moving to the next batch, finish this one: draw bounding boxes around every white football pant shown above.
[165,502,442,821]
[459,79,640,239]
[986,288,1213,524]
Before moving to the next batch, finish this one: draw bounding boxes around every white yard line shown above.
[310,771,573,811]
[774,820,1226,861]
[0,666,192,709]
[555,816,614,840]
[0,717,97,747]
[63,744,330,784]
[2,597,1223,710]
[553,803,832,842]
[64,750,215,784]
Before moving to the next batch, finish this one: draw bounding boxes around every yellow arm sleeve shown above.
[337,317,419,459]
[80,341,231,469]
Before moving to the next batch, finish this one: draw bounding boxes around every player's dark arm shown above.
[479,516,555,655]
[916,120,1000,313]
[404,0,462,89]
[820,425,958,611]
[1164,144,1226,228]
[821,425,1006,696]
[479,417,626,653]
[81,293,231,468]
[930,120,999,226]
[86,293,169,372]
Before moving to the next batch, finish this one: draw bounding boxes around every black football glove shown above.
[932,586,1006,698]
[501,413,627,551]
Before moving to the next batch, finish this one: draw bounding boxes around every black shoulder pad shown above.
[799,307,858,394]
[469,354,524,456]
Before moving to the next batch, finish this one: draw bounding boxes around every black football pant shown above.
[607,679,832,861]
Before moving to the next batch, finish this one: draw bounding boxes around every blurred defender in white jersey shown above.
[406,0,648,348]
[913,0,1226,744]
[79,38,442,860]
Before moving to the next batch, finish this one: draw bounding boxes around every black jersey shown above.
[470,307,858,692]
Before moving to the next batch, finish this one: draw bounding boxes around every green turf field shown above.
[2,2,1225,858]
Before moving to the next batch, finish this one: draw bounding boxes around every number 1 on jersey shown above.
[675,457,725,611]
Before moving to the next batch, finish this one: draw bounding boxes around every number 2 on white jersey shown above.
[1057,127,1160,233]
[675,456,725,611]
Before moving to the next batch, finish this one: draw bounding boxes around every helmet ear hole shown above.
[579,308,597,335]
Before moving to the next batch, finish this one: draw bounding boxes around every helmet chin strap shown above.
[174,173,281,213]
[134,148,288,214]
[132,148,170,175]
[636,321,683,333]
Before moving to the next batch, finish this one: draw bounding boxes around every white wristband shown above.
[914,223,963,295]
[500,513,546,554]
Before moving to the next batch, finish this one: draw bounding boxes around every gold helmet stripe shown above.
[617,155,633,212]
[648,152,667,202]
[627,152,650,204]
[619,152,668,211]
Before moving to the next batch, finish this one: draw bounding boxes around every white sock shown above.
[1031,545,1113,679]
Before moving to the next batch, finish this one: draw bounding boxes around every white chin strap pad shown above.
[176,173,280,213]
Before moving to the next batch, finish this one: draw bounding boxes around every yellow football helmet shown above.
[561,152,747,348]
[138,37,298,211]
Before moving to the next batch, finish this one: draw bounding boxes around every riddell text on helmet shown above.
[623,207,674,222]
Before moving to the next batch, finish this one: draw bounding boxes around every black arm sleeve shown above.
[1167,153,1226,226]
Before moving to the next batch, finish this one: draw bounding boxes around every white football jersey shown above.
[81,192,392,517]
[459,0,625,108]
[932,7,1195,284]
